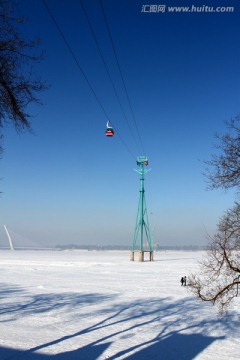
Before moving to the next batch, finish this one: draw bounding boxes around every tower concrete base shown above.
[130,250,154,262]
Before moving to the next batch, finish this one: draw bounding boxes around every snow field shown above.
[0,250,239,359]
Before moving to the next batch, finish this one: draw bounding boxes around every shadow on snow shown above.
[0,333,224,360]
[0,282,237,359]
[0,282,113,322]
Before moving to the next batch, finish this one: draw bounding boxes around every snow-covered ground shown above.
[0,250,239,359]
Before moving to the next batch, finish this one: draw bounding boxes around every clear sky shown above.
[1,0,239,248]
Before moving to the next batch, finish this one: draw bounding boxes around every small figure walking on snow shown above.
[181,276,187,286]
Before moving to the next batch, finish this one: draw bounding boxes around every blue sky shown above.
[1,0,239,248]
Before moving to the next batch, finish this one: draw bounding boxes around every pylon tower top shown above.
[136,156,148,166]
[135,156,151,176]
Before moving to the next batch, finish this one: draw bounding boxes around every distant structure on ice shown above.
[3,225,14,250]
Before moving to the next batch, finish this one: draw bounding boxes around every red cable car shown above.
[105,121,114,137]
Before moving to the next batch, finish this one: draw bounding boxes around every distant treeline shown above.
[55,244,207,251]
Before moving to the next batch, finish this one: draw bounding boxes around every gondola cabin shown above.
[105,121,114,137]
[105,128,114,137]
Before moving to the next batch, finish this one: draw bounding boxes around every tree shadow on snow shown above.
[1,285,238,360]
[0,343,112,360]
[0,281,114,322]
[0,333,224,360]
[114,333,224,360]
[0,283,26,300]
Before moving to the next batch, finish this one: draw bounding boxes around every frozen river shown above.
[0,250,239,359]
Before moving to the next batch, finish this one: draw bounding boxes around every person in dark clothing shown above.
[181,276,187,286]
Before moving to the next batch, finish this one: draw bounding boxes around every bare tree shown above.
[205,115,240,192]
[189,204,240,314]
[189,115,240,314]
[189,116,240,314]
[0,0,46,144]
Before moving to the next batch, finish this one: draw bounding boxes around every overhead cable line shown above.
[42,0,136,160]
[99,0,146,155]
[42,0,108,119]
[79,0,142,154]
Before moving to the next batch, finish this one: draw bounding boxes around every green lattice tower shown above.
[132,156,153,252]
